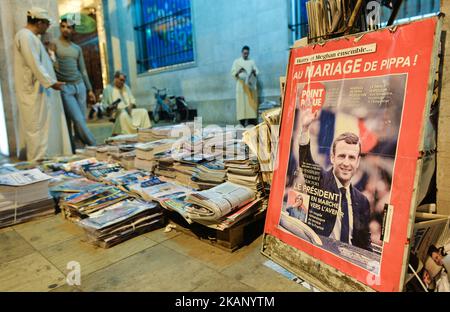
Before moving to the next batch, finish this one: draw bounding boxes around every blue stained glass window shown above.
[134,0,194,73]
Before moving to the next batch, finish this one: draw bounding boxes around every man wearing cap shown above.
[49,18,97,152]
[13,7,67,161]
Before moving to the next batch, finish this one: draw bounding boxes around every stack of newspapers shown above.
[173,156,204,188]
[225,159,265,196]
[191,159,227,190]
[0,168,55,228]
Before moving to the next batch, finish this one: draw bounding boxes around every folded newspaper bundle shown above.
[193,198,262,231]
[79,199,165,248]
[185,182,256,221]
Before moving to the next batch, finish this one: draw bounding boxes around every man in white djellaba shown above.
[14,7,72,161]
[231,45,260,127]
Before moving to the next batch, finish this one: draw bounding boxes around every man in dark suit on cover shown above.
[298,108,371,251]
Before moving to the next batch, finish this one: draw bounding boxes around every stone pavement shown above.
[0,215,309,292]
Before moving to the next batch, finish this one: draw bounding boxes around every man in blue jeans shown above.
[50,18,96,152]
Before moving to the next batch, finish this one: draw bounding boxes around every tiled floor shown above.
[0,215,309,292]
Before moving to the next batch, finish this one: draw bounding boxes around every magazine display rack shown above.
[262,16,444,292]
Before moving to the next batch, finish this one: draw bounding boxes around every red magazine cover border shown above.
[264,17,439,292]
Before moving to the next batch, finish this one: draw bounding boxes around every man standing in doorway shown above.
[51,18,96,152]
[231,46,259,127]
[14,7,66,161]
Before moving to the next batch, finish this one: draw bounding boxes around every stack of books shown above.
[185,182,256,221]
[120,151,136,170]
[108,145,137,170]
[0,169,55,228]
[79,199,165,248]
[154,152,177,180]
[95,145,119,161]
[137,126,173,142]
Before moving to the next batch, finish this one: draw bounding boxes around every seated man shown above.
[102,71,151,135]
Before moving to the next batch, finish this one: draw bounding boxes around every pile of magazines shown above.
[59,185,129,221]
[79,199,165,248]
